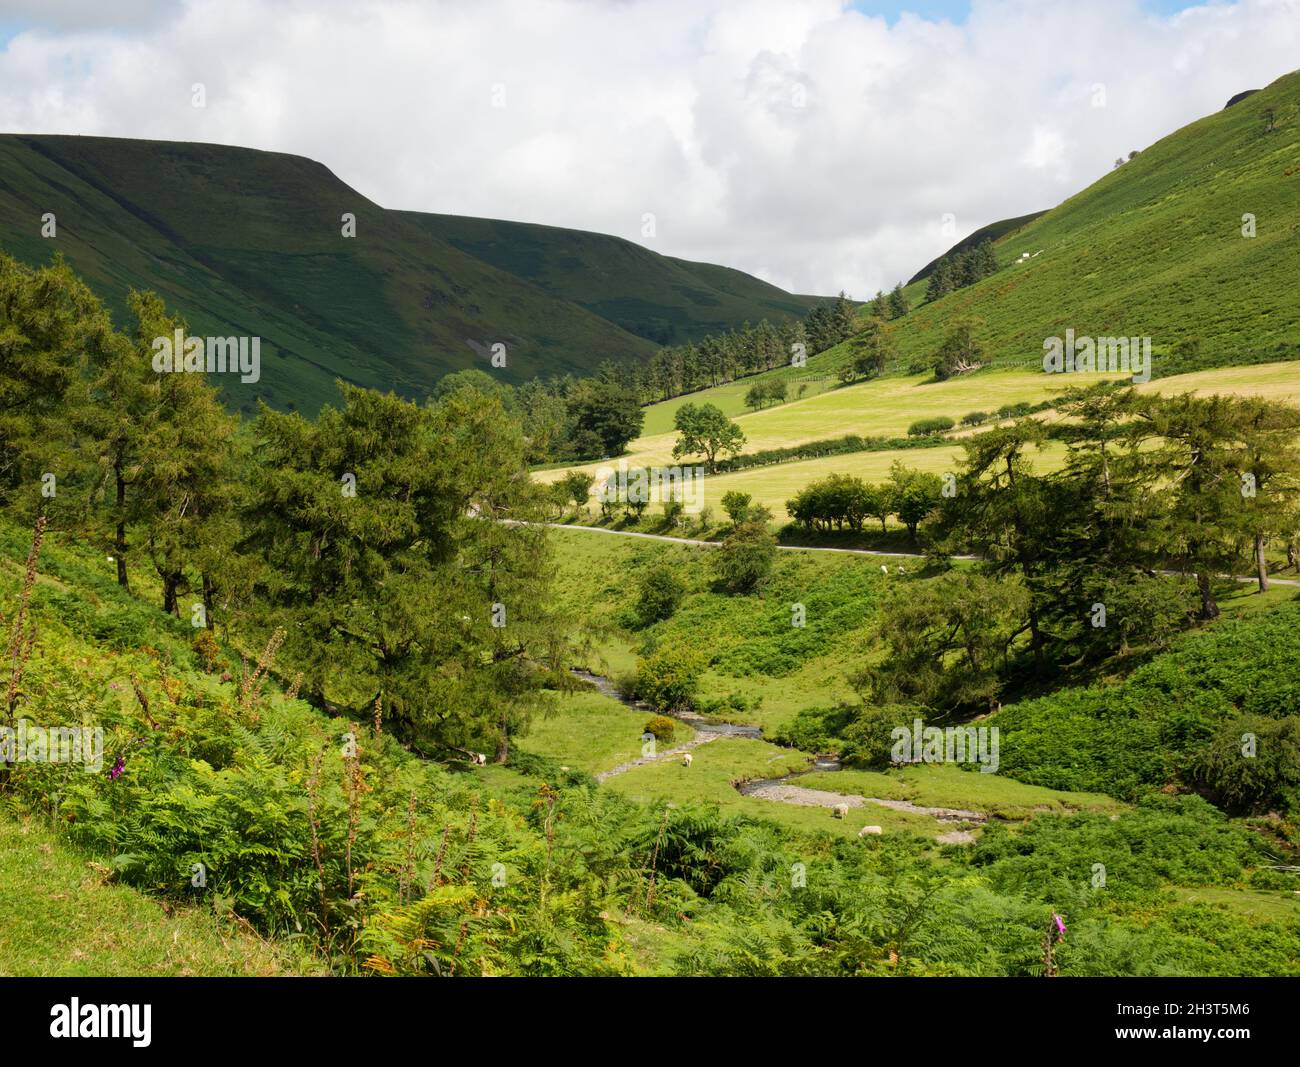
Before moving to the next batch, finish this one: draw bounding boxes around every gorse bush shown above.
[643,716,677,743]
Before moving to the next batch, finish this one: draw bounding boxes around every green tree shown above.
[0,253,111,522]
[1231,398,1300,593]
[855,570,1029,713]
[888,462,943,539]
[1134,393,1247,619]
[635,562,686,627]
[714,517,776,594]
[243,382,562,761]
[567,379,644,458]
[933,318,984,380]
[558,469,595,510]
[672,403,746,472]
[721,491,752,526]
[888,282,909,319]
[925,259,954,303]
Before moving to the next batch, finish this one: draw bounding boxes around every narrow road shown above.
[539,521,977,560]
[541,522,1300,584]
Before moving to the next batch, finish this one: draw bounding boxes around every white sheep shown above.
[832,803,849,819]
[859,825,883,837]
[681,753,693,767]
[470,752,487,766]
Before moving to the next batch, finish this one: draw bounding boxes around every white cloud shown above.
[0,0,1297,298]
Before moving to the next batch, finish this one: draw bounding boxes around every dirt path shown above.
[739,781,985,823]
[594,731,722,782]
[540,521,974,560]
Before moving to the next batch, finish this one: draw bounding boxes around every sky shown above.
[0,0,1297,298]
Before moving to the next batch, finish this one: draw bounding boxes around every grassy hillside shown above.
[4,510,1299,977]
[403,212,819,347]
[0,135,816,414]
[616,68,1300,466]
[875,68,1300,375]
[0,819,312,976]
[907,210,1049,284]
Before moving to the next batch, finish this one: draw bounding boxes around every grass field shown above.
[542,360,1300,527]
[0,818,311,977]
[519,689,698,775]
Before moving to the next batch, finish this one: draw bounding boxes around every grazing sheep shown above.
[470,752,487,766]
[682,753,693,767]
[832,803,849,819]
[859,825,883,837]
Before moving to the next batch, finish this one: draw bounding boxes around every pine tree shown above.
[831,291,856,344]
[888,282,909,319]
[926,259,953,303]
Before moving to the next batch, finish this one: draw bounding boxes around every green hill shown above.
[0,135,817,414]
[907,210,1048,284]
[880,68,1300,376]
[400,212,820,347]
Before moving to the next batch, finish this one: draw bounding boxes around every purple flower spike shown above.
[1053,913,1066,935]
[109,756,125,781]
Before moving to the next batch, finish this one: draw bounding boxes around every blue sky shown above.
[849,0,1210,21]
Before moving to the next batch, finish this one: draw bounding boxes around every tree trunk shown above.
[1255,533,1269,593]
[162,574,179,617]
[202,574,217,630]
[1196,570,1220,619]
[114,466,129,589]
[494,714,509,764]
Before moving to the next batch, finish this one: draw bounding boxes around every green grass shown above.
[518,689,697,776]
[796,764,1124,820]
[601,735,940,839]
[0,817,313,977]
[1168,884,1300,923]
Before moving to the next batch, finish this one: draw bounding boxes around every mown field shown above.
[540,360,1300,526]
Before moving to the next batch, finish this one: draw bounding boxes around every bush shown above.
[960,411,989,426]
[1186,714,1300,814]
[635,563,686,628]
[720,491,752,525]
[633,647,706,712]
[907,416,955,437]
[192,629,221,672]
[773,704,857,752]
[841,705,923,767]
[713,520,776,594]
[643,716,677,743]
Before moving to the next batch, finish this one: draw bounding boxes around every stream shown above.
[571,668,983,837]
